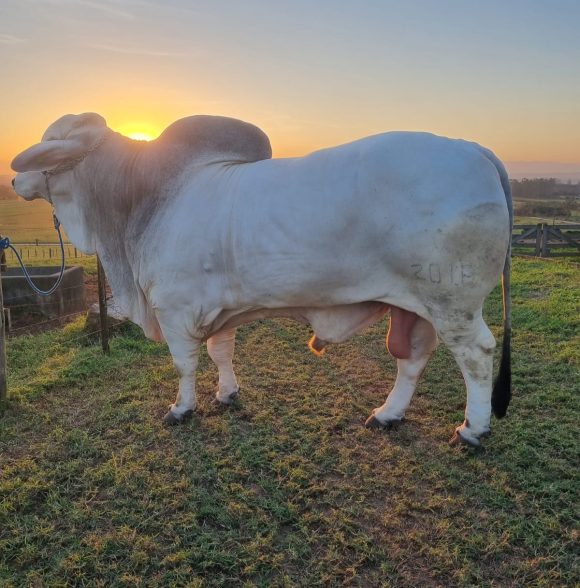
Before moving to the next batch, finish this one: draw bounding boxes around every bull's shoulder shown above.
[156,115,272,163]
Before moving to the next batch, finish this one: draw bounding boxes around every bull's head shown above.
[11,113,110,252]
[11,112,108,202]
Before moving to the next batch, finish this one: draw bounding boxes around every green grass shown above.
[0,200,68,243]
[0,258,578,586]
[515,216,578,225]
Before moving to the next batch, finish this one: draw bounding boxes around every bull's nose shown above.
[11,178,15,187]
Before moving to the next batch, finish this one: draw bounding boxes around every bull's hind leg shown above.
[157,315,201,425]
[437,313,496,447]
[207,328,240,404]
[365,317,438,428]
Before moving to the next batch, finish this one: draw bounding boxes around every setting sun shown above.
[126,131,155,142]
[114,121,162,143]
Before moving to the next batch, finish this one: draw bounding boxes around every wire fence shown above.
[2,242,93,264]
[5,296,128,339]
[1,282,87,305]
[8,310,91,336]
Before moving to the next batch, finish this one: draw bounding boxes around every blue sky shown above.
[1,0,579,175]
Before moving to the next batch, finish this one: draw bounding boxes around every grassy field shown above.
[513,197,580,225]
[0,200,70,243]
[0,257,578,586]
[515,216,579,225]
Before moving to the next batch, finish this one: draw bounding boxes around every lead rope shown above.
[0,213,66,296]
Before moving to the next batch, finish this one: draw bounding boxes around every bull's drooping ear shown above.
[11,139,85,172]
[42,112,107,142]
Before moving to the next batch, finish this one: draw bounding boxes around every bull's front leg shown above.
[207,328,240,404]
[157,316,201,425]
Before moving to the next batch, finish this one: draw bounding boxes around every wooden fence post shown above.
[96,256,110,354]
[541,223,549,257]
[0,265,7,409]
[534,224,542,256]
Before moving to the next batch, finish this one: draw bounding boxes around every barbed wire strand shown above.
[2,283,95,304]
[7,312,133,342]
[7,311,91,335]
[64,319,133,345]
[4,296,87,310]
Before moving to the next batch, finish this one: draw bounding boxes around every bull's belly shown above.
[209,301,419,361]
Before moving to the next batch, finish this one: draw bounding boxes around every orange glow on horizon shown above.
[114,121,162,143]
[1,112,580,176]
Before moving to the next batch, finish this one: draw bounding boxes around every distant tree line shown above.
[510,178,580,200]
[510,178,580,219]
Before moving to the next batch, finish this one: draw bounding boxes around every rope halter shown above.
[42,134,108,204]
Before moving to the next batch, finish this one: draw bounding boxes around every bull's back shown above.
[157,132,510,315]
[223,133,509,306]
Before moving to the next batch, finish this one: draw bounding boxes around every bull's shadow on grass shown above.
[0,257,578,586]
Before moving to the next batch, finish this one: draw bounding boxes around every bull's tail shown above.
[492,251,511,417]
[481,147,512,418]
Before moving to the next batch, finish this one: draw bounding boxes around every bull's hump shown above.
[156,115,272,163]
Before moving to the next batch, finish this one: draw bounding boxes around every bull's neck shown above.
[86,134,161,218]
[78,134,165,332]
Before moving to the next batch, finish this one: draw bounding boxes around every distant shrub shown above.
[515,200,574,218]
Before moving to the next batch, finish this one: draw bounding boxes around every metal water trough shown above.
[1,266,86,325]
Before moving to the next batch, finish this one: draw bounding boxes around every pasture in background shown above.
[510,177,580,224]
[0,200,69,243]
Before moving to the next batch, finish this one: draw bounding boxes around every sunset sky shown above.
[1,0,579,177]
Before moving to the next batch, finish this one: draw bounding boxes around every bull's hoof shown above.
[364,413,403,430]
[163,408,194,426]
[215,387,240,406]
[449,426,490,448]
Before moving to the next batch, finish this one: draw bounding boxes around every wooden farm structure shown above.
[512,223,580,257]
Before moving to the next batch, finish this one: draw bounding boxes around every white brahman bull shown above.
[11,113,512,446]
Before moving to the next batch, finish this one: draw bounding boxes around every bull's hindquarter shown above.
[149,132,510,445]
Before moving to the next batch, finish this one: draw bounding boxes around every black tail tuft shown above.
[482,147,512,420]
[491,328,511,418]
